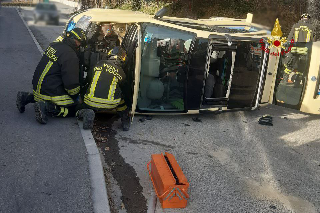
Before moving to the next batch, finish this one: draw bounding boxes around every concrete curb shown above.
[16,8,111,213]
[78,121,111,213]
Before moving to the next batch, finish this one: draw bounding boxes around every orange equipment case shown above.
[147,152,189,208]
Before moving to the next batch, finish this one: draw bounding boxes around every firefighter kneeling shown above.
[78,48,131,131]
[16,28,87,124]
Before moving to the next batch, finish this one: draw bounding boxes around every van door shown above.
[202,35,267,109]
[274,42,313,110]
[226,37,267,109]
[201,35,237,108]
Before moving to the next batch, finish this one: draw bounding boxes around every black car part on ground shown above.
[258,115,273,126]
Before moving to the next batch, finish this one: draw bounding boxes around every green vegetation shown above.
[105,0,308,36]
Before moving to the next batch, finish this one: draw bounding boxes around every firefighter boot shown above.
[77,109,95,130]
[34,101,49,124]
[118,109,131,131]
[16,92,34,113]
[34,101,60,124]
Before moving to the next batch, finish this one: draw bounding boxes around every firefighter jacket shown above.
[32,38,81,106]
[84,60,127,110]
[287,20,314,43]
[284,20,314,73]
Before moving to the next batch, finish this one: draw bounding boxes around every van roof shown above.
[73,8,270,39]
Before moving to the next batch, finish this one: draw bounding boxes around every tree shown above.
[132,0,141,10]
[307,0,320,41]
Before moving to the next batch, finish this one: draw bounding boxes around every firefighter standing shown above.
[283,13,314,87]
[16,28,87,124]
[78,48,131,131]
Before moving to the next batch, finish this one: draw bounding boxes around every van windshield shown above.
[137,23,195,111]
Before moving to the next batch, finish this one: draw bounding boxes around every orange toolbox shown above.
[147,152,189,208]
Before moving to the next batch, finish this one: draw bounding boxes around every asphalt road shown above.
[19,3,320,212]
[0,8,93,212]
[20,2,72,49]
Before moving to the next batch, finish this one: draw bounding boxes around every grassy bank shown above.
[107,0,307,36]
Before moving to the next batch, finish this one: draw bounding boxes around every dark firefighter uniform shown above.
[80,56,131,131]
[32,38,81,106]
[16,28,87,124]
[283,14,314,86]
[84,60,127,112]
[287,18,314,43]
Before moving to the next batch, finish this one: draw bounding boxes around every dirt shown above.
[92,114,148,213]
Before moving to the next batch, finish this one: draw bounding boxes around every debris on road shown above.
[139,117,146,122]
[139,115,153,123]
[258,115,273,126]
[192,117,202,122]
[146,115,152,120]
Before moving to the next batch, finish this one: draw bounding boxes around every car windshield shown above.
[137,23,195,111]
[36,4,57,11]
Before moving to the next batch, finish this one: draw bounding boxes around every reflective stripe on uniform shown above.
[116,99,127,112]
[37,61,53,93]
[107,77,118,101]
[294,26,312,42]
[119,99,125,105]
[54,36,64,42]
[116,105,127,112]
[84,95,121,104]
[88,71,102,98]
[84,98,120,109]
[33,90,74,106]
[57,107,64,116]
[55,100,74,105]
[291,47,308,55]
[57,107,69,117]
[294,29,299,42]
[63,107,69,117]
[283,64,292,74]
[71,30,81,40]
[284,68,292,74]
[66,86,80,95]
[84,95,120,107]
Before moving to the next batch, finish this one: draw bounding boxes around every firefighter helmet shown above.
[66,28,87,45]
[301,13,311,20]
